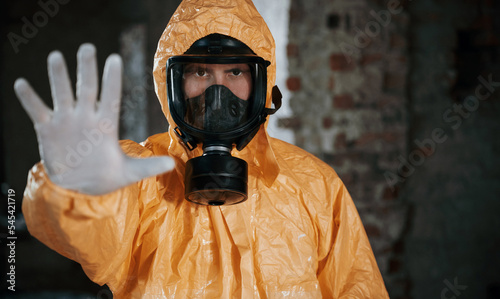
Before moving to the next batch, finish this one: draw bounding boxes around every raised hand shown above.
[14,43,174,195]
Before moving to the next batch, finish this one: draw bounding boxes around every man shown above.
[15,0,389,297]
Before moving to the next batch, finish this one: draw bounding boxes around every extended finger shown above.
[48,51,75,112]
[14,78,52,124]
[76,43,98,112]
[124,156,175,183]
[99,54,123,124]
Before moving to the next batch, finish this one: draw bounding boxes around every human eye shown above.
[195,67,208,77]
[228,66,249,77]
[232,64,250,76]
[231,69,243,76]
[184,64,208,77]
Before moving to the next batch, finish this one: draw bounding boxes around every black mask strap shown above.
[264,86,282,115]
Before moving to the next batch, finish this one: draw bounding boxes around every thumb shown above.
[124,156,175,182]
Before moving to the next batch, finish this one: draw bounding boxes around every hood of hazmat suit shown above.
[22,0,389,298]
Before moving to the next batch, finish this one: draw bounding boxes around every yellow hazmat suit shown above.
[22,0,389,297]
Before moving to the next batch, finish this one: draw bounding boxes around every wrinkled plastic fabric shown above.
[22,0,389,298]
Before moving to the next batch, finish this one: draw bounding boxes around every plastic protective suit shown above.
[22,0,389,297]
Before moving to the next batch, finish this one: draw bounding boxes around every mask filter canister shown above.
[185,146,248,205]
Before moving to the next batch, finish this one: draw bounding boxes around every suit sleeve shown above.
[316,180,390,298]
[21,163,143,285]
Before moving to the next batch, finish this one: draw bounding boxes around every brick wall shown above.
[285,0,410,296]
[286,0,500,298]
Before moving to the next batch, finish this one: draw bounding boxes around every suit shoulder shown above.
[141,132,172,155]
[269,137,339,180]
[119,132,172,157]
[119,139,152,157]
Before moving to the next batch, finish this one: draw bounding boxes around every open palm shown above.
[14,44,173,195]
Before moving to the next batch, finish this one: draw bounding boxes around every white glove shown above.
[14,43,174,195]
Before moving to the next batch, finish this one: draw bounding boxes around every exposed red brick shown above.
[398,0,413,9]
[287,43,299,57]
[322,117,333,129]
[277,117,302,129]
[330,53,355,71]
[356,133,379,146]
[289,6,303,22]
[333,94,354,109]
[384,73,406,90]
[329,76,335,90]
[286,77,301,91]
[381,132,400,142]
[340,172,354,185]
[355,132,400,147]
[361,53,383,66]
[383,186,399,200]
[335,133,347,150]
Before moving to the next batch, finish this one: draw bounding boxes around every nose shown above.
[213,71,226,86]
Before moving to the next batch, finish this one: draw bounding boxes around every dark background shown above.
[1,0,499,298]
[1,0,181,297]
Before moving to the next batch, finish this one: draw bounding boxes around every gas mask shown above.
[166,34,281,206]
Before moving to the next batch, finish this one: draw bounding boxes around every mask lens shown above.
[169,60,266,134]
[180,63,253,133]
[184,85,250,132]
[182,63,253,100]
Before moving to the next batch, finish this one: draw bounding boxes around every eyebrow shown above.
[184,64,203,72]
[184,64,250,73]
[225,67,250,73]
